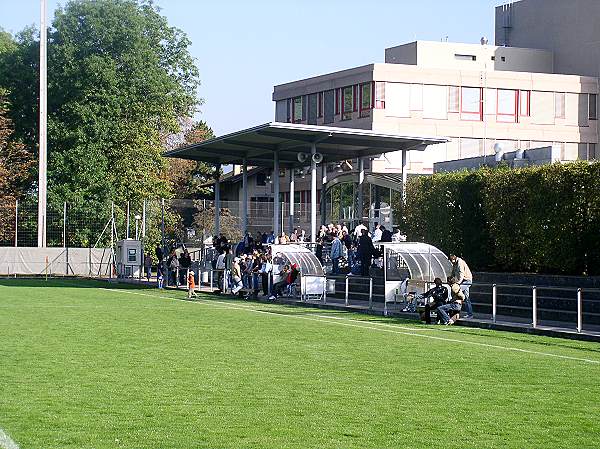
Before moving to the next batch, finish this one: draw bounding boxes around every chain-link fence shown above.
[0,196,402,253]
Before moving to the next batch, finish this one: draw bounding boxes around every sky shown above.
[1,0,506,136]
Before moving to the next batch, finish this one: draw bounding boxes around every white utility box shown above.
[116,239,143,278]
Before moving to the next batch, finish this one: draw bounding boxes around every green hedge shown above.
[404,162,600,275]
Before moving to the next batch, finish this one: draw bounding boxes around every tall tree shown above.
[0,89,35,244]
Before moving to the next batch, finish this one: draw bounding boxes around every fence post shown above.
[345,276,349,306]
[369,277,373,311]
[210,269,213,291]
[577,288,583,334]
[323,279,327,304]
[492,284,497,323]
[532,286,537,328]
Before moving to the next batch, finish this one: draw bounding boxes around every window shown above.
[360,83,372,118]
[323,90,335,124]
[590,143,597,160]
[461,87,482,121]
[307,93,318,125]
[423,85,448,119]
[448,86,460,113]
[484,88,496,115]
[555,92,566,119]
[375,82,385,109]
[497,89,517,123]
[292,96,303,123]
[519,90,531,117]
[335,88,340,115]
[589,94,597,120]
[342,86,354,120]
[318,92,323,118]
[455,54,477,61]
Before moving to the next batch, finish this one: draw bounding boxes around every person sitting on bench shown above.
[420,277,448,324]
[269,264,299,300]
[437,277,464,325]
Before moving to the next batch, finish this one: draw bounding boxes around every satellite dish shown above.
[297,153,309,163]
[312,153,324,164]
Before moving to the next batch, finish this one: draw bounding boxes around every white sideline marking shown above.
[103,288,600,366]
[0,429,19,449]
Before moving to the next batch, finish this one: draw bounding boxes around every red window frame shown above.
[359,82,372,111]
[460,87,483,121]
[335,88,340,115]
[519,90,530,117]
[353,85,358,112]
[341,85,354,118]
[374,82,385,109]
[496,89,518,123]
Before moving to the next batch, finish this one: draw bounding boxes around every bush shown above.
[404,162,600,275]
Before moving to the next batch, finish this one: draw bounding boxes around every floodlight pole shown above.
[37,0,48,247]
[357,158,365,225]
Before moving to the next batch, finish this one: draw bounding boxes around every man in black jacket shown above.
[420,277,449,324]
[357,229,376,277]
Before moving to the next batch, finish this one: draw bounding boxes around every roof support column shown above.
[241,159,248,235]
[214,163,221,236]
[288,168,295,235]
[401,150,408,203]
[273,152,280,237]
[310,144,317,243]
[320,164,327,226]
[357,157,365,225]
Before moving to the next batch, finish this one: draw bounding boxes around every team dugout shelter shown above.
[165,122,447,242]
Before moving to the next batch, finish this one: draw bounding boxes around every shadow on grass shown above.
[0,277,155,290]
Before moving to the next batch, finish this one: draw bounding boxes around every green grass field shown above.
[1,279,599,449]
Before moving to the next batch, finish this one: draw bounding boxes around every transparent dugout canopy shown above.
[270,244,325,277]
[382,242,452,283]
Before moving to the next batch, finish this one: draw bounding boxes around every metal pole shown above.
[492,284,497,323]
[321,164,327,225]
[401,149,408,204]
[142,199,146,239]
[532,286,537,328]
[242,160,248,235]
[357,158,364,224]
[214,164,221,236]
[289,168,295,235]
[345,276,349,306]
[62,202,67,248]
[273,152,280,237]
[323,279,327,304]
[126,201,130,239]
[369,277,373,310]
[37,0,48,248]
[14,199,18,247]
[310,143,317,242]
[577,288,583,333]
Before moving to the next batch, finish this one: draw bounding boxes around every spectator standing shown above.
[330,234,343,275]
[354,222,368,239]
[392,228,407,242]
[179,249,191,285]
[372,223,382,243]
[144,253,152,281]
[380,225,392,243]
[449,254,474,318]
[357,229,376,277]
[168,251,179,286]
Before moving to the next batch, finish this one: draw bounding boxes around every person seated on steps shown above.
[436,277,464,325]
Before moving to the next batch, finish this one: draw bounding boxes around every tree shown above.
[0,0,203,246]
[0,89,35,244]
[164,119,216,199]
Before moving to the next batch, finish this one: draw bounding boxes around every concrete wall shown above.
[495,0,600,78]
[0,247,112,276]
[385,41,553,73]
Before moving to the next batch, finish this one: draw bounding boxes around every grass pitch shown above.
[1,279,599,449]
